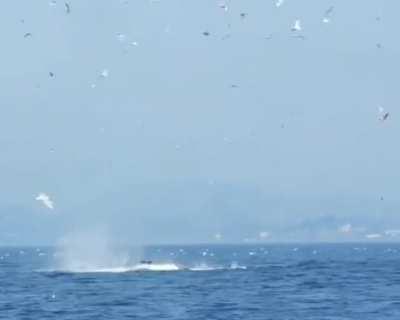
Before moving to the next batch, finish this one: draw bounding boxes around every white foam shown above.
[45,262,181,273]
[189,263,247,271]
[133,263,180,272]
[189,265,220,271]
[230,262,247,270]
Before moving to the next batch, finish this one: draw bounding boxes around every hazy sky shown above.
[0,0,397,245]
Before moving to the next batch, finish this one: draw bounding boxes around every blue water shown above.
[1,244,400,319]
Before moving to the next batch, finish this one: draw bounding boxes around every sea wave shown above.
[188,262,247,271]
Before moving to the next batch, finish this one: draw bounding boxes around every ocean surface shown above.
[1,244,400,319]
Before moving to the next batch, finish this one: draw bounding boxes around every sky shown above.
[0,0,397,245]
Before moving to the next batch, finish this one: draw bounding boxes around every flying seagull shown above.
[218,2,228,11]
[323,6,334,23]
[65,2,71,14]
[116,33,126,42]
[214,233,222,240]
[378,106,389,122]
[100,69,109,78]
[36,193,54,210]
[291,19,302,32]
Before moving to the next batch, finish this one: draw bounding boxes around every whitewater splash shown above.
[50,262,181,273]
[189,263,220,271]
[44,261,246,273]
[53,228,143,273]
[50,229,247,273]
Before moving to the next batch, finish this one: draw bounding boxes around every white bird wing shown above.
[292,20,301,31]
[36,193,54,210]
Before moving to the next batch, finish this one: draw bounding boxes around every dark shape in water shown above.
[49,72,54,77]
[140,260,153,265]
[24,32,32,38]
[203,31,210,36]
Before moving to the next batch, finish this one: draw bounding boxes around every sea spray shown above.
[53,227,141,272]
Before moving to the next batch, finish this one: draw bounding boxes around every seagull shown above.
[275,0,284,7]
[116,33,126,42]
[338,224,352,234]
[36,193,54,210]
[291,19,302,32]
[218,2,228,11]
[24,32,32,38]
[214,233,222,240]
[322,6,334,23]
[100,69,109,78]
[65,2,71,14]
[378,106,389,122]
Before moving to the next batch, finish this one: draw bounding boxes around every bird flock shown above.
[28,1,389,229]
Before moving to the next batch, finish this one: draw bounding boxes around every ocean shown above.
[1,244,399,319]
